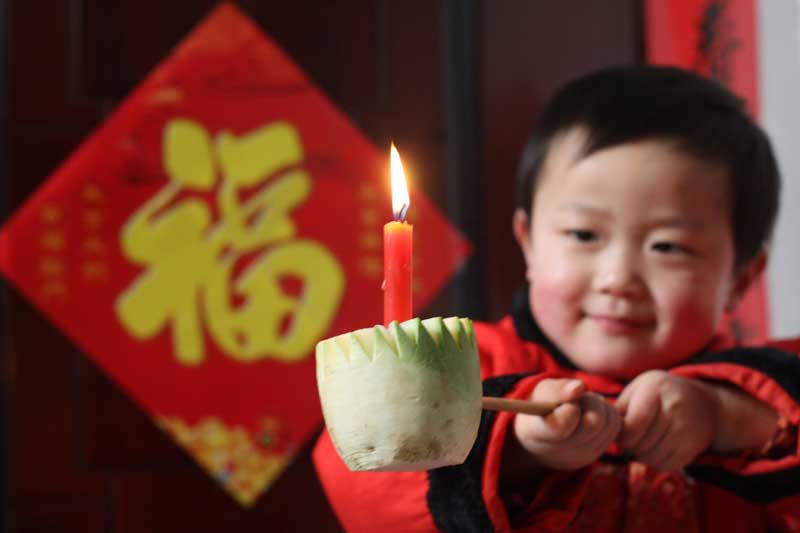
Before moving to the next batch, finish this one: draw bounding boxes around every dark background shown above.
[3,1,639,531]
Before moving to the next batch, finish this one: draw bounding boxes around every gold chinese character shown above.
[82,260,108,281]
[40,204,62,224]
[82,236,106,255]
[83,209,103,229]
[361,209,379,225]
[39,257,65,276]
[360,232,380,250]
[40,231,65,252]
[359,256,382,278]
[82,184,105,204]
[116,119,345,366]
[150,87,183,105]
[41,281,67,300]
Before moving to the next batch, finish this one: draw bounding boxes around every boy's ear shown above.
[725,252,767,312]
[512,208,533,264]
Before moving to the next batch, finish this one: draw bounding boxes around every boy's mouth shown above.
[585,314,655,334]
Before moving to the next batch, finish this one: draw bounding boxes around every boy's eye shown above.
[566,229,597,242]
[652,242,691,254]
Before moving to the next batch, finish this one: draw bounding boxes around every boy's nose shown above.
[593,250,646,298]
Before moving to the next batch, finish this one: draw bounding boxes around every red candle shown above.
[383,144,413,326]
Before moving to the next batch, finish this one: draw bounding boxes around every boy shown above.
[313,66,800,532]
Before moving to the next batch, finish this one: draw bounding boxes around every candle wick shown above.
[396,203,409,222]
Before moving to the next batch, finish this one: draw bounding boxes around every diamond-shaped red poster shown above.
[0,4,470,506]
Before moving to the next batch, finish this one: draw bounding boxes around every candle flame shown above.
[390,143,410,221]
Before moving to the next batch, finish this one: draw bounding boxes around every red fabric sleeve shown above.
[481,373,594,532]
[672,339,800,528]
[671,361,800,476]
[312,430,439,532]
[767,336,800,353]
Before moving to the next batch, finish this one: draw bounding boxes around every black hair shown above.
[515,65,780,268]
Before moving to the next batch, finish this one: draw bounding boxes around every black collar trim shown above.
[510,287,578,371]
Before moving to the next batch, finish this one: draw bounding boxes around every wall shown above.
[760,0,800,338]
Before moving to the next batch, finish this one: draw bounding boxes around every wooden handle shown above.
[481,396,558,416]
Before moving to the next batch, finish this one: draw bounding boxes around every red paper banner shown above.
[0,3,470,505]
[645,0,768,343]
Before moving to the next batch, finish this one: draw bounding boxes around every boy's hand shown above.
[616,370,717,471]
[513,378,621,471]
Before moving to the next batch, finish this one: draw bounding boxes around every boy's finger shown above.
[590,403,623,455]
[618,388,661,449]
[631,414,670,458]
[636,424,674,467]
[615,382,634,414]
[532,378,585,403]
[600,399,623,440]
[561,379,586,402]
[529,402,582,442]
[571,393,609,443]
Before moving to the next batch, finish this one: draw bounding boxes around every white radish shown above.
[316,317,481,471]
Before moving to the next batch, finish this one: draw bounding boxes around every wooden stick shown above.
[481,396,558,416]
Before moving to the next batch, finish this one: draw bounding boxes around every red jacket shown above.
[313,294,800,532]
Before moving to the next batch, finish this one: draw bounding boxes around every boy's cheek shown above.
[657,285,721,330]
[670,302,719,341]
[530,254,587,293]
[530,283,583,339]
[532,280,587,323]
[530,273,580,311]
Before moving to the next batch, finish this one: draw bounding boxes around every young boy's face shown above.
[513,128,760,380]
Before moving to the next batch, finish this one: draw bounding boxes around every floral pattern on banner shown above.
[157,415,290,507]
